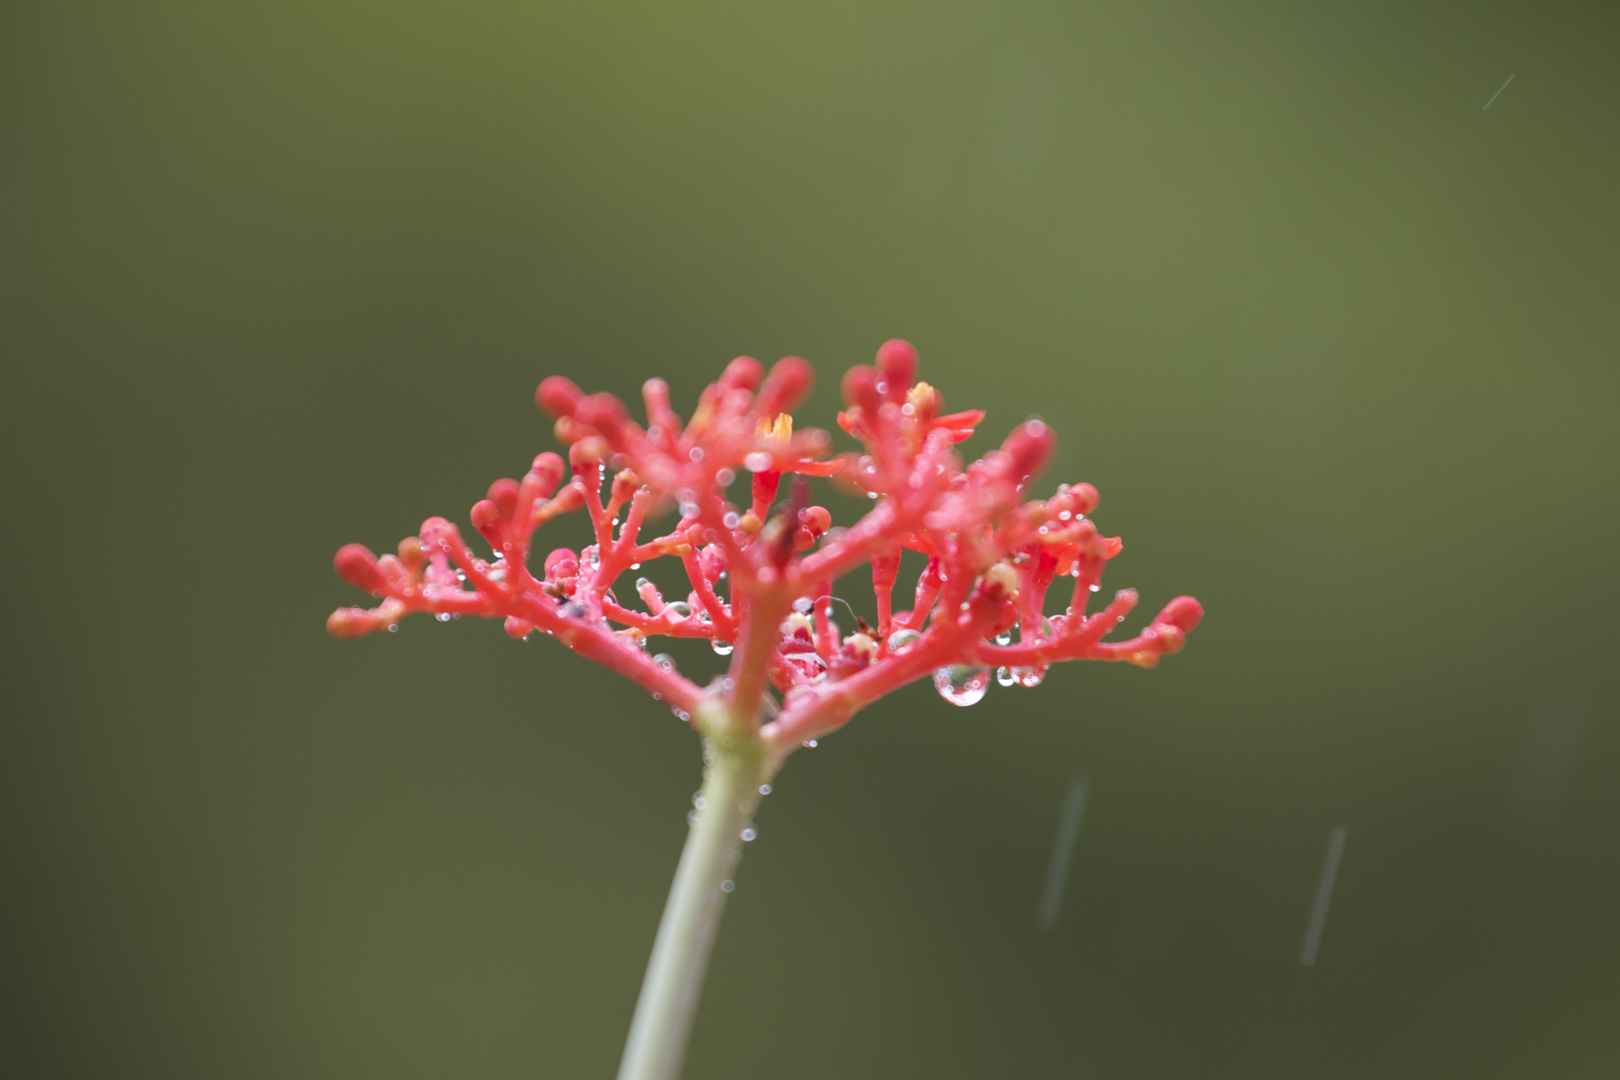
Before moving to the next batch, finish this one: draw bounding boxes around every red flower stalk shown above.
[326,340,1200,1080]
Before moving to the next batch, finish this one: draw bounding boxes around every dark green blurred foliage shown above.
[2,3,1616,1077]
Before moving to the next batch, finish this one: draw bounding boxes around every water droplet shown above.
[744,451,772,472]
[886,628,921,654]
[758,784,772,795]
[652,653,675,670]
[435,613,452,622]
[1089,583,1101,593]
[741,827,757,842]
[387,624,399,633]
[792,596,813,613]
[636,576,652,590]
[665,601,693,620]
[723,511,740,529]
[672,708,690,722]
[687,810,700,826]
[693,794,707,809]
[996,666,1016,687]
[720,879,734,893]
[933,665,990,706]
[631,562,641,570]
[867,491,879,499]
[994,630,1011,646]
[1013,665,1048,688]
[689,447,705,462]
[803,739,818,748]
[560,600,587,619]
[716,467,736,486]
[1058,510,1072,521]
[711,639,734,656]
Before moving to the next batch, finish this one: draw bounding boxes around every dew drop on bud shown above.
[759,784,772,795]
[886,628,921,654]
[745,451,772,472]
[996,666,1016,687]
[653,653,676,670]
[741,827,757,842]
[711,639,734,656]
[994,631,1010,646]
[933,665,990,706]
[802,739,818,748]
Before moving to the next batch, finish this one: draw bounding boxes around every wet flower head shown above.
[328,340,1202,754]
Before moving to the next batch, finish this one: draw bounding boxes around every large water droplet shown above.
[665,601,693,620]
[886,628,921,654]
[994,630,1011,646]
[996,666,1016,687]
[933,665,990,706]
[652,653,676,670]
[740,827,757,842]
[711,639,734,656]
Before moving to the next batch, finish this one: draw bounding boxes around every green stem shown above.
[616,732,768,1080]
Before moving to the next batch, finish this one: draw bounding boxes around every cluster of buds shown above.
[327,341,1202,755]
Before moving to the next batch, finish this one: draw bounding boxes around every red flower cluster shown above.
[327,341,1201,753]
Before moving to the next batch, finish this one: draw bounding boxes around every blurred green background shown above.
[2,2,1617,1077]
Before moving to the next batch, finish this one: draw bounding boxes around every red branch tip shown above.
[327,341,1202,753]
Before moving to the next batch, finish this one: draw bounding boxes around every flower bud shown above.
[535,375,584,417]
[487,478,520,519]
[469,499,501,536]
[979,562,1019,602]
[397,536,424,570]
[875,339,917,401]
[544,548,579,580]
[756,355,813,416]
[610,468,641,504]
[720,355,763,391]
[326,606,375,638]
[840,364,882,415]
[527,452,565,497]
[569,437,608,469]
[504,616,534,639]
[1001,417,1056,481]
[334,543,386,592]
[1155,595,1204,632]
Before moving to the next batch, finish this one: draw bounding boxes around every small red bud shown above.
[334,543,385,592]
[1156,595,1204,633]
[720,355,763,390]
[799,505,832,535]
[1001,417,1056,480]
[326,607,375,638]
[397,536,424,570]
[469,499,501,535]
[535,375,584,417]
[841,364,882,415]
[529,452,565,495]
[487,478,520,519]
[610,468,641,504]
[875,339,917,400]
[569,438,608,469]
[756,355,813,416]
[544,548,579,580]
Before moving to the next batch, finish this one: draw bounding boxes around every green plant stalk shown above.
[617,729,769,1080]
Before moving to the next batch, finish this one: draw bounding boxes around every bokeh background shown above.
[3,3,1617,1077]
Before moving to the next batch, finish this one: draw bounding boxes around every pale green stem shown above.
[616,733,769,1080]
